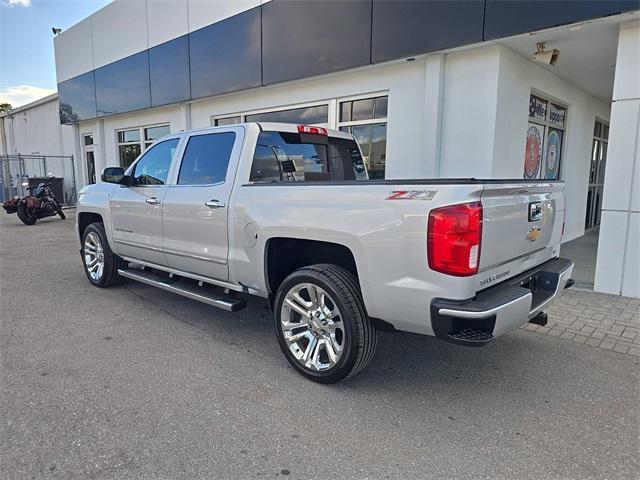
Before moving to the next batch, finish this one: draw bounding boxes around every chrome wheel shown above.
[280,283,345,372]
[84,231,105,281]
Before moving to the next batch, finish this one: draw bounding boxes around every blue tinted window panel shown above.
[58,71,97,124]
[484,1,640,40]
[149,35,191,107]
[95,51,151,117]
[371,0,485,63]
[189,7,262,99]
[262,0,372,85]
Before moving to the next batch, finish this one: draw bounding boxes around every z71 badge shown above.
[386,190,438,200]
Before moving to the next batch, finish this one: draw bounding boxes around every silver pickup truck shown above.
[76,123,573,383]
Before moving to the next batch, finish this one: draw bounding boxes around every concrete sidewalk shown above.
[524,288,640,356]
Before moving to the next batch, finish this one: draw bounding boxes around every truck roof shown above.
[256,122,353,140]
[168,122,354,140]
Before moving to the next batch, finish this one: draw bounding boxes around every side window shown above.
[250,145,282,182]
[250,131,329,182]
[178,132,236,185]
[131,138,179,185]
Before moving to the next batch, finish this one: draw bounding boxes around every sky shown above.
[0,0,111,108]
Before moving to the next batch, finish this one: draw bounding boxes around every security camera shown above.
[533,43,559,66]
[52,27,62,35]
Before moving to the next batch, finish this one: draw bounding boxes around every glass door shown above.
[83,134,96,184]
[585,120,608,229]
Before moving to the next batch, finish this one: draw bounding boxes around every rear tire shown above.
[81,222,126,287]
[16,203,37,225]
[274,264,377,384]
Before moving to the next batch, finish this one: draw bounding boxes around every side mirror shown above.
[101,167,126,184]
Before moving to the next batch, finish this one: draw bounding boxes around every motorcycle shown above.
[2,173,66,225]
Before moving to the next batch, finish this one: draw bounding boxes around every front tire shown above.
[274,264,378,384]
[16,203,37,225]
[82,222,126,287]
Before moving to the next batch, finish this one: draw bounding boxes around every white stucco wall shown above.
[492,45,611,242]
[431,44,610,243]
[439,45,501,179]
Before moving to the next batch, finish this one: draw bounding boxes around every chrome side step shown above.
[117,268,246,312]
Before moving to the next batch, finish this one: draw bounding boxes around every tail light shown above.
[427,202,483,276]
[297,125,327,136]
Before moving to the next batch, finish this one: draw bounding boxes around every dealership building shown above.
[10,0,635,297]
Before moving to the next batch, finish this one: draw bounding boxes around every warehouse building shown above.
[0,94,79,204]
[52,0,639,297]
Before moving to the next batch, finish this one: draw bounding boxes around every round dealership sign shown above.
[524,125,542,179]
[545,130,561,179]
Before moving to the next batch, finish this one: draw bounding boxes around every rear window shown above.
[249,131,367,183]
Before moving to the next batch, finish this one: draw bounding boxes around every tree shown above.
[0,103,12,113]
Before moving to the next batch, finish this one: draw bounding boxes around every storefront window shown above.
[214,116,242,126]
[212,105,328,127]
[585,119,609,229]
[523,93,566,180]
[117,124,170,169]
[209,95,388,179]
[245,105,328,125]
[144,125,170,149]
[338,96,388,179]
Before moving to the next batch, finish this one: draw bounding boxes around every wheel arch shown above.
[78,211,104,242]
[264,237,360,306]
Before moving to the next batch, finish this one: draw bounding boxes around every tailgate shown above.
[479,182,564,283]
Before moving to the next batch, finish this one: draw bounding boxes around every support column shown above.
[179,103,192,132]
[424,54,445,177]
[594,20,640,298]
[72,123,85,190]
[94,119,107,181]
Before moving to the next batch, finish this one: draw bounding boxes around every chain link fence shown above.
[0,154,77,206]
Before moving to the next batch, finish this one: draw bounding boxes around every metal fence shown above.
[0,154,77,206]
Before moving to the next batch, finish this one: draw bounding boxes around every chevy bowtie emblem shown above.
[527,226,541,242]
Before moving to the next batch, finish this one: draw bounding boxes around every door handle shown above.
[146,197,161,205]
[204,199,225,209]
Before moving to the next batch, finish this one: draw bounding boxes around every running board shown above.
[117,268,246,312]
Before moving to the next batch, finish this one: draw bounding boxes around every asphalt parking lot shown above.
[1,210,638,480]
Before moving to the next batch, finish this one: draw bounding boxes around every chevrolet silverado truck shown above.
[76,123,574,383]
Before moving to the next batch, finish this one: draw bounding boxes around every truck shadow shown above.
[124,280,577,397]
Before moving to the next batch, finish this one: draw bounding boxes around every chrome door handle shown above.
[145,197,161,205]
[204,199,225,209]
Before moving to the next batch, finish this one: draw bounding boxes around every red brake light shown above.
[297,125,327,136]
[427,202,483,277]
